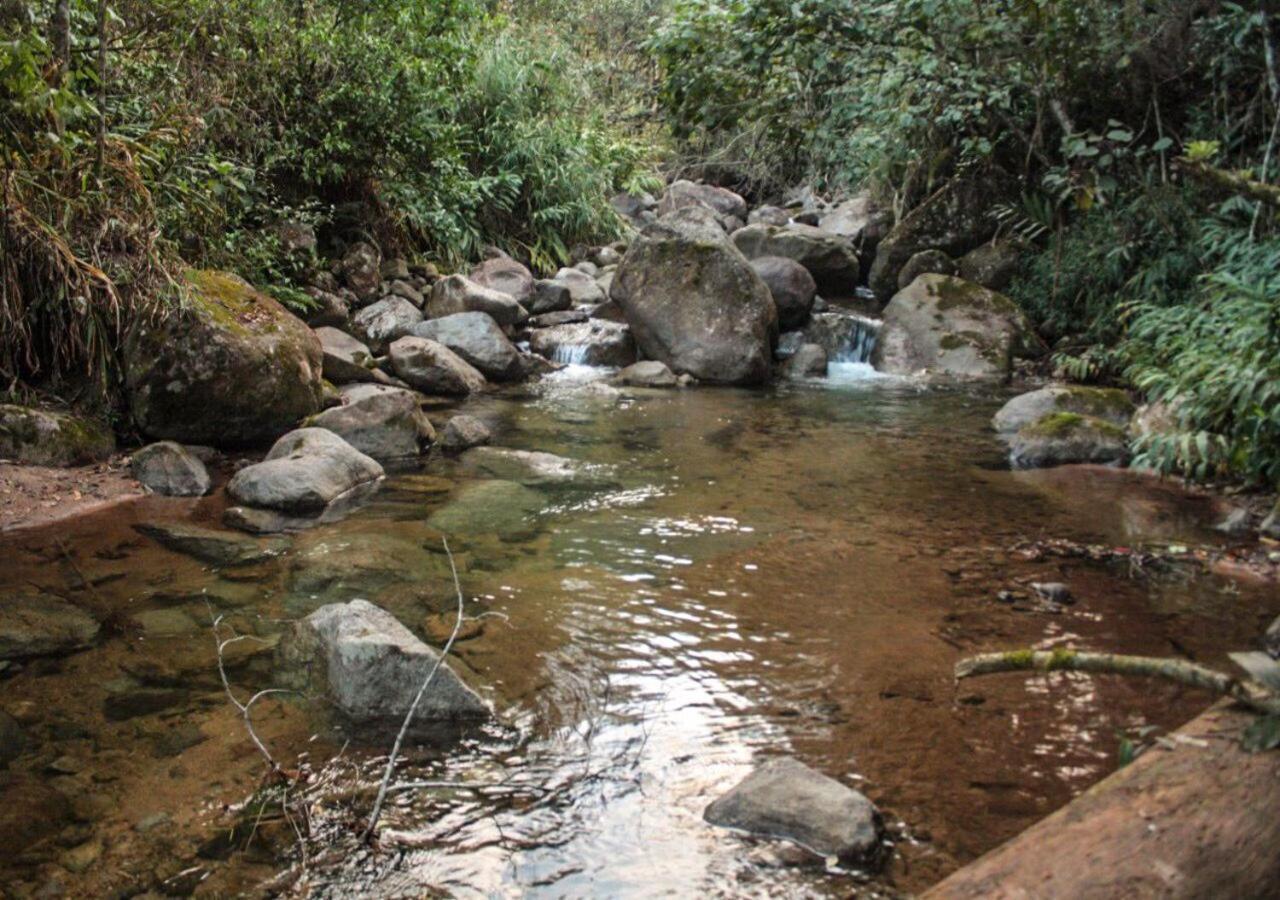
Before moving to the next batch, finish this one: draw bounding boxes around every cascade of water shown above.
[830,314,880,364]
[551,344,593,366]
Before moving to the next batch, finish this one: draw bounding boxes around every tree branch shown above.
[1175,157,1280,208]
[955,649,1280,715]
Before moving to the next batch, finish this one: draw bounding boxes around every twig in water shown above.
[364,536,467,842]
[955,649,1280,716]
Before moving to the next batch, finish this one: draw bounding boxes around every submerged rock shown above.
[227,428,384,512]
[0,595,99,661]
[992,385,1134,435]
[0,774,72,856]
[439,415,492,455]
[704,757,883,863]
[427,479,545,539]
[134,522,287,567]
[389,336,487,397]
[125,270,324,446]
[612,360,679,388]
[307,385,435,460]
[529,320,637,367]
[732,223,861,294]
[280,600,490,730]
[459,447,617,488]
[427,274,528,328]
[412,312,525,382]
[0,405,114,467]
[1009,413,1129,468]
[614,206,777,385]
[750,257,816,331]
[871,274,1039,379]
[130,442,211,497]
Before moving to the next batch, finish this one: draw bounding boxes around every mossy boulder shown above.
[125,270,324,447]
[871,274,1040,379]
[0,405,114,466]
[993,385,1135,435]
[1009,413,1129,469]
[614,206,777,385]
[868,169,1019,303]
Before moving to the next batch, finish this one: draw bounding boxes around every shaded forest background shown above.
[1,0,1277,486]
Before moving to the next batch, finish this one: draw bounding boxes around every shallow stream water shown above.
[1,368,1275,898]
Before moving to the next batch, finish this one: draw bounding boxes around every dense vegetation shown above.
[2,0,1277,488]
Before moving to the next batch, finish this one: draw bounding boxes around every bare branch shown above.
[955,649,1280,715]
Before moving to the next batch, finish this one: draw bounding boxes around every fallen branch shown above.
[364,535,467,841]
[955,649,1280,716]
[1175,157,1280,208]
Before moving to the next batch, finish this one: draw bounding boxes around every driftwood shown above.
[955,649,1280,716]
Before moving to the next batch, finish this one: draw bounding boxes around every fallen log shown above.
[925,702,1280,898]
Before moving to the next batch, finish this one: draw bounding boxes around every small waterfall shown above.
[831,314,880,364]
[551,344,593,366]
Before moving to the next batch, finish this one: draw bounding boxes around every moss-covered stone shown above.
[124,269,324,448]
[0,405,114,467]
[993,385,1134,435]
[1009,412,1128,469]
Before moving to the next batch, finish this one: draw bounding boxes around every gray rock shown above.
[871,275,1039,379]
[781,344,828,379]
[748,206,791,227]
[304,289,350,328]
[280,600,490,729]
[380,258,410,282]
[732,223,860,294]
[340,242,382,301]
[958,241,1021,291]
[1009,413,1129,468]
[552,268,607,306]
[427,274,528,328]
[386,279,424,308]
[589,298,627,323]
[750,256,816,331]
[227,428,384,512]
[0,595,99,661]
[818,194,879,241]
[439,415,492,455]
[897,249,957,290]
[307,385,435,459]
[519,352,565,379]
[529,320,637,367]
[613,206,777,385]
[611,191,658,227]
[469,257,536,306]
[992,385,1134,435]
[575,261,600,278]
[612,361,679,388]
[134,521,286,567]
[529,308,589,329]
[314,327,377,384]
[411,312,524,381]
[528,280,573,315]
[0,405,114,467]
[389,336,487,396]
[459,446,617,488]
[593,246,622,268]
[129,442,209,496]
[596,269,616,299]
[351,296,424,355]
[704,757,883,862]
[658,180,748,224]
[427,479,544,539]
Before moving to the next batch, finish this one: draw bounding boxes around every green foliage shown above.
[1242,714,1280,753]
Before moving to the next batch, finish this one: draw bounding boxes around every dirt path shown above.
[0,459,144,533]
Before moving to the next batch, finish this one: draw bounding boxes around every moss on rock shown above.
[0,405,114,467]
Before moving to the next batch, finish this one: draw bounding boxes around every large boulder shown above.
[388,337,486,397]
[750,257,817,330]
[818,193,884,245]
[896,249,957,290]
[315,327,377,384]
[657,180,748,224]
[704,757,883,863]
[748,206,791,227]
[411,312,524,382]
[350,296,423,354]
[226,428,384,512]
[1008,413,1129,469]
[613,207,777,385]
[469,258,534,305]
[993,386,1135,435]
[528,320,637,367]
[732,223,860,294]
[0,405,114,466]
[0,594,99,661]
[124,271,324,447]
[871,275,1038,379]
[130,441,211,496]
[426,275,528,328]
[280,600,490,730]
[868,170,1018,302]
[528,280,573,315]
[958,241,1021,291]
[307,385,435,460]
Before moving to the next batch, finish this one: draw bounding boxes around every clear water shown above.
[0,371,1273,898]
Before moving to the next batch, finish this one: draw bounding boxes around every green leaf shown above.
[1241,715,1280,753]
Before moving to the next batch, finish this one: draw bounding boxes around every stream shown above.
[1,367,1276,898]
